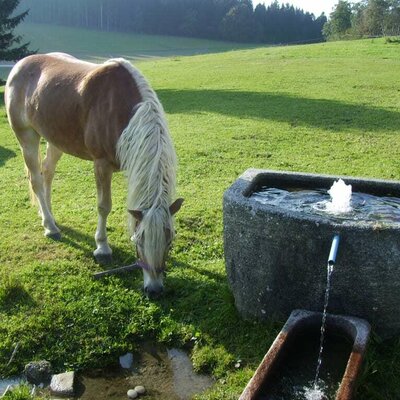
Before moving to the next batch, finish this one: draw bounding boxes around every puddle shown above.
[0,344,213,399]
[76,344,213,400]
[0,377,24,395]
[167,348,214,400]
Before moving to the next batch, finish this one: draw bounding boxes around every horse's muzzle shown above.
[144,284,164,299]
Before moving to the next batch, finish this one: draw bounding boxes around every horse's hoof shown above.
[94,253,113,265]
[46,232,62,241]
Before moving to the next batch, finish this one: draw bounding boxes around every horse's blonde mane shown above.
[114,58,177,270]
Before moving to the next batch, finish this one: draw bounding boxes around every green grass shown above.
[1,34,400,399]
[1,384,40,400]
[16,22,255,61]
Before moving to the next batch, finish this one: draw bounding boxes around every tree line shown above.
[19,0,327,44]
[324,0,400,39]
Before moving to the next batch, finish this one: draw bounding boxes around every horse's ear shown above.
[128,210,143,221]
[170,198,184,216]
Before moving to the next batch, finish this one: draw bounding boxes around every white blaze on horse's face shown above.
[130,198,183,298]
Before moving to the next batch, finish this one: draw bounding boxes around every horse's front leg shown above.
[93,159,113,264]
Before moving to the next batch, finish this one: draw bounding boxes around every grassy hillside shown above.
[16,22,255,60]
[1,36,400,400]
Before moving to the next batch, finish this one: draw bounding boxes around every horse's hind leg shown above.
[42,143,63,215]
[18,129,61,240]
[93,159,113,264]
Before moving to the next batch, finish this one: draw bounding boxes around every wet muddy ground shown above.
[1,343,213,400]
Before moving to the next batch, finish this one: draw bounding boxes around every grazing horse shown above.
[5,53,183,297]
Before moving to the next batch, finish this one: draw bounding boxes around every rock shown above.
[24,360,52,385]
[50,371,75,397]
[134,385,146,394]
[119,352,134,369]
[127,389,138,399]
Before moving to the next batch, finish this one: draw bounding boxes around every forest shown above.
[323,0,400,39]
[19,0,327,44]
[18,0,400,45]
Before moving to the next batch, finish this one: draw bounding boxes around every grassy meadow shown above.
[1,23,400,399]
[16,23,255,60]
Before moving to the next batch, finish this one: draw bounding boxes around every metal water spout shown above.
[328,234,340,266]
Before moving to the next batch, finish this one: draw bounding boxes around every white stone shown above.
[134,385,146,394]
[127,389,138,399]
[50,371,75,396]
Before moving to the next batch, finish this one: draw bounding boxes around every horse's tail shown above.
[5,64,42,207]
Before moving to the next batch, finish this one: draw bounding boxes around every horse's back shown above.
[6,54,97,158]
[5,53,95,118]
[5,54,141,164]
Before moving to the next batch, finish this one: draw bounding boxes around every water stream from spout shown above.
[314,263,334,388]
[302,262,334,400]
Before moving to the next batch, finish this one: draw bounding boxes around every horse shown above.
[5,53,183,297]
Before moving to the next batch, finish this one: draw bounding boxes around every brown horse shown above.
[5,53,183,297]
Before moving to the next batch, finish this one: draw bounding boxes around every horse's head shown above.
[129,198,183,298]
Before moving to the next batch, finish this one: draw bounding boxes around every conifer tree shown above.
[0,0,34,61]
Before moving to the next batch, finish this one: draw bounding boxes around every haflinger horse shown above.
[5,53,183,297]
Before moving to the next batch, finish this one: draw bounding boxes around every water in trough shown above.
[256,329,352,400]
[251,185,400,226]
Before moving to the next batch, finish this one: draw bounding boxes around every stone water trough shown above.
[223,169,400,339]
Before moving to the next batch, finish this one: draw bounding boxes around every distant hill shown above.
[16,22,256,61]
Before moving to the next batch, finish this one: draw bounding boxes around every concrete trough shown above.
[223,169,400,339]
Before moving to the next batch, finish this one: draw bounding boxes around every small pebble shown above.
[127,389,138,399]
[134,385,146,394]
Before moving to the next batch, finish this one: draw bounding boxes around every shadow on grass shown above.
[0,285,36,315]
[158,89,400,133]
[58,224,136,267]
[0,146,16,167]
